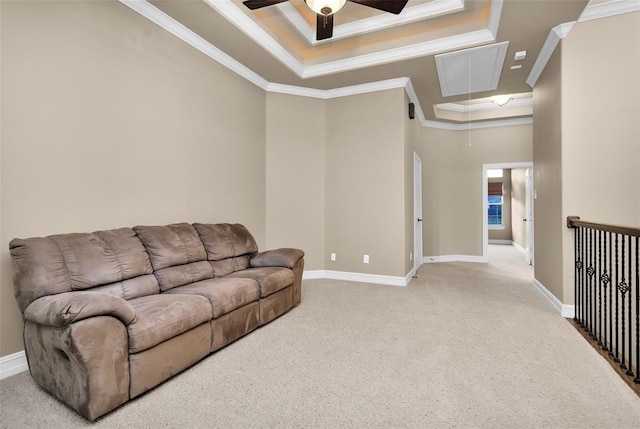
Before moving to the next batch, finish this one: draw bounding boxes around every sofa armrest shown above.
[250,248,305,269]
[23,291,137,328]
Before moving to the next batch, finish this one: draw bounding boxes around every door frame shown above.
[482,162,534,263]
[414,152,423,274]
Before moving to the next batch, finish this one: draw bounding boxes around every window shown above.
[488,195,503,225]
[488,181,503,226]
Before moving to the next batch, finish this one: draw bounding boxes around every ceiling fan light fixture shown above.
[305,0,347,15]
[491,95,513,107]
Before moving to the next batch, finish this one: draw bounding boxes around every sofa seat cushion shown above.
[127,294,212,353]
[225,267,294,298]
[165,278,260,319]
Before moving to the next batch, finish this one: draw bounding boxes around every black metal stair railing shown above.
[568,216,639,387]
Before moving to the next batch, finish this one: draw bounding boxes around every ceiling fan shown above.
[242,0,409,41]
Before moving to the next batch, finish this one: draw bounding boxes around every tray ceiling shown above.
[137,0,603,124]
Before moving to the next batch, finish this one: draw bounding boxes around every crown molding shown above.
[121,0,531,131]
[526,0,640,89]
[277,0,465,45]
[119,0,270,89]
[579,0,640,22]
[526,21,575,88]
[267,77,409,99]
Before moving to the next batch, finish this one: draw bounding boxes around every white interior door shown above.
[525,168,534,265]
[414,153,423,273]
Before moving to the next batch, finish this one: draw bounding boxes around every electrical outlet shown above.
[410,252,413,261]
[330,253,336,261]
[363,254,369,264]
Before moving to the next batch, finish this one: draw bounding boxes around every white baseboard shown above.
[533,278,575,318]
[0,350,28,380]
[512,241,528,256]
[488,239,512,245]
[303,270,410,286]
[423,255,488,264]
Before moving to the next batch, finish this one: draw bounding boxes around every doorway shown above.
[482,162,534,265]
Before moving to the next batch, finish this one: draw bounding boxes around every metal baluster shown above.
[581,227,586,328]
[589,228,596,335]
[594,231,602,346]
[602,231,610,352]
[626,236,634,377]
[591,228,597,339]
[574,225,580,323]
[634,236,639,384]
[619,235,627,370]
[585,228,593,336]
[597,230,603,346]
[609,232,614,358]
[584,228,589,331]
[615,233,620,363]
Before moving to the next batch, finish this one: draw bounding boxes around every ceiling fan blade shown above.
[242,0,289,10]
[348,0,408,15]
[316,13,334,41]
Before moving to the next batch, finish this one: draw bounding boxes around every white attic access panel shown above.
[435,41,509,97]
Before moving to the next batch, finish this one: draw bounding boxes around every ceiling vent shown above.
[435,41,509,97]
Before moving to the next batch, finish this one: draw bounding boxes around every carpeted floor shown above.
[1,245,639,428]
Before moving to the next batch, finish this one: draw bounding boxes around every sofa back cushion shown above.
[9,228,157,312]
[193,223,258,277]
[133,223,213,291]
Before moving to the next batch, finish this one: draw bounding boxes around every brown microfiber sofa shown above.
[9,222,304,420]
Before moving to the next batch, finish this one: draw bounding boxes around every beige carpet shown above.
[2,245,639,428]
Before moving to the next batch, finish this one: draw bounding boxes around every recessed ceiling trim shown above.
[119,0,270,89]
[422,117,532,130]
[488,0,503,37]
[436,97,533,113]
[203,0,305,77]
[208,0,501,78]
[303,29,496,78]
[277,0,465,45]
[435,41,509,97]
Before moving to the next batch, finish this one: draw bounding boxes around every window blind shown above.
[488,182,503,196]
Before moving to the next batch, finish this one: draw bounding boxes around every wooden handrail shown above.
[567,216,640,237]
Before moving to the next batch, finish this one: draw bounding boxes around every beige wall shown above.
[265,93,325,270]
[325,89,407,277]
[418,125,533,258]
[0,2,267,356]
[533,12,640,305]
[533,44,564,301]
[488,170,513,241]
[559,12,640,303]
[510,168,527,249]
